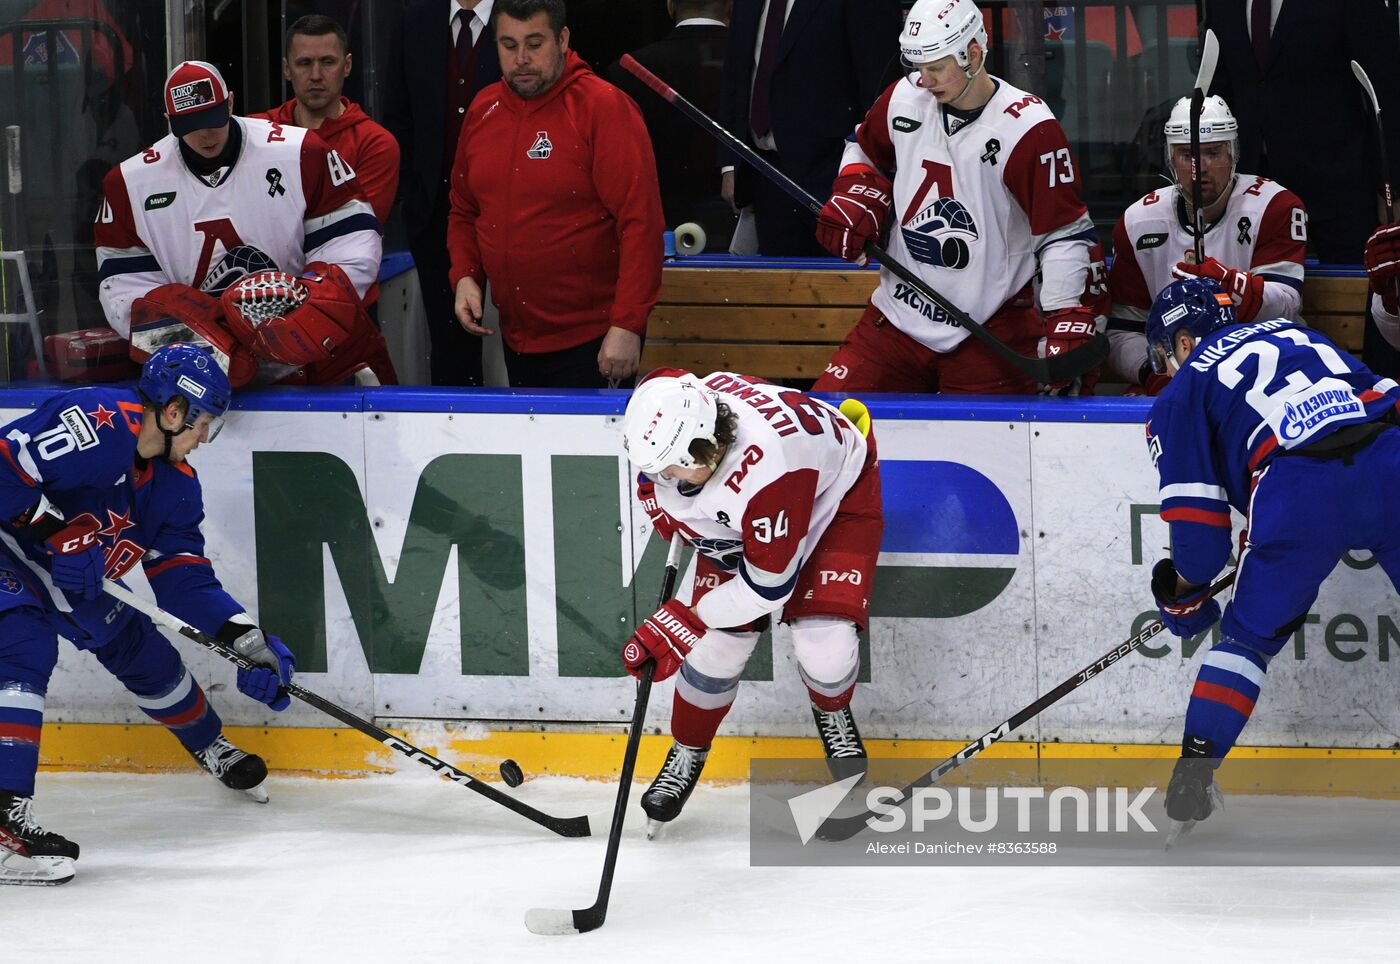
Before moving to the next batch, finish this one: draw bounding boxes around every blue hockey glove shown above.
[232,629,296,711]
[1151,559,1220,638]
[45,514,106,600]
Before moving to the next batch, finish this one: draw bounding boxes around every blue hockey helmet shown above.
[1145,277,1237,374]
[138,343,232,441]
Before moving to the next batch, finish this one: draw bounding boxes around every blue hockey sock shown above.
[1182,639,1269,759]
[0,681,44,797]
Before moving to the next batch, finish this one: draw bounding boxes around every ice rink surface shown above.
[4,771,1399,963]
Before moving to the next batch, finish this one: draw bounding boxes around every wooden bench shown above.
[642,264,1370,382]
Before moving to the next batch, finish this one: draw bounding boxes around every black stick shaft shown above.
[816,570,1238,841]
[618,55,1108,386]
[1189,88,1206,265]
[101,579,593,837]
[573,536,683,932]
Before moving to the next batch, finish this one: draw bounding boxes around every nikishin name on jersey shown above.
[1187,319,1290,373]
[891,282,962,327]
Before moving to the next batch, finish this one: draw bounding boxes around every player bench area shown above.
[641,259,1369,385]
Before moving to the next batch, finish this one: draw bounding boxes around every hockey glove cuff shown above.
[1151,559,1221,638]
[636,474,685,543]
[622,600,706,682]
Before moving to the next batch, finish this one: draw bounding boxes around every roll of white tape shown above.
[674,222,707,256]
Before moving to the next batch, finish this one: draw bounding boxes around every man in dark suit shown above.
[1206,0,1400,375]
[607,0,737,252]
[383,1,503,386]
[719,0,901,256]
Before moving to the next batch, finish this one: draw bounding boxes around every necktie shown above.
[456,8,474,70]
[750,0,786,138]
[1251,0,1271,71]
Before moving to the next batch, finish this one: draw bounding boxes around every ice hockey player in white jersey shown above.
[812,0,1107,396]
[1107,94,1307,392]
[620,370,883,830]
[95,61,395,387]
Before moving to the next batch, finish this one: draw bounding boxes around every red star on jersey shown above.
[100,508,135,540]
[89,404,116,430]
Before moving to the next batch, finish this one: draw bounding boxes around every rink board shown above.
[2,387,1397,768]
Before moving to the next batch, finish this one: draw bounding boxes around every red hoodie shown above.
[446,52,663,354]
[255,97,400,227]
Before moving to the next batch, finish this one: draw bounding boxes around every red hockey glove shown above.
[636,474,683,543]
[621,599,706,681]
[1172,257,1264,322]
[44,513,105,600]
[1151,559,1221,638]
[1037,307,1099,391]
[1124,363,1174,397]
[816,168,892,264]
[1364,223,1400,315]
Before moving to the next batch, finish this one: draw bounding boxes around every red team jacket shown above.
[254,97,401,227]
[446,52,663,354]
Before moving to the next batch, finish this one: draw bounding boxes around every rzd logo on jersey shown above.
[527,131,553,159]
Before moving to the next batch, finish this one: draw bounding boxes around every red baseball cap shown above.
[164,61,231,136]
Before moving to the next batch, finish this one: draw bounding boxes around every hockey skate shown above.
[191,734,270,803]
[641,742,708,839]
[0,791,79,886]
[812,703,868,781]
[1163,756,1225,850]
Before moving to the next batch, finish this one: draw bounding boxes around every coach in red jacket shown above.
[447,0,663,388]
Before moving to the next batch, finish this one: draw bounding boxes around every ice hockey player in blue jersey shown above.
[0,344,295,886]
[1144,277,1400,834]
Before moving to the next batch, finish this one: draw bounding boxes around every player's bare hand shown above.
[454,276,494,336]
[598,327,641,383]
[721,170,736,213]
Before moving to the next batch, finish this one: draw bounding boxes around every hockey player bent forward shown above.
[95,60,394,387]
[1143,278,1400,832]
[620,371,883,829]
[0,345,295,886]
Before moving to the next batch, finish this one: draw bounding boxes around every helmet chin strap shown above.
[158,410,192,460]
[947,58,986,109]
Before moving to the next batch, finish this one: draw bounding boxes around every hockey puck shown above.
[499,758,524,787]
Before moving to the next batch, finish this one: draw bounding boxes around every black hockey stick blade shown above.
[100,580,596,838]
[813,570,1237,842]
[618,54,1107,386]
[525,536,684,935]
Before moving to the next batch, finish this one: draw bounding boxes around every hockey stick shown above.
[1188,30,1219,265]
[1351,59,1400,306]
[99,579,596,838]
[525,534,685,936]
[619,54,1108,387]
[813,568,1237,842]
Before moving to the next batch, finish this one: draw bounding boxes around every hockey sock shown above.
[672,662,739,749]
[1181,639,1269,758]
[806,680,856,712]
[133,668,223,753]
[0,682,45,798]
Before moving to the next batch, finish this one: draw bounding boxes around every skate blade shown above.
[645,817,668,841]
[240,782,270,804]
[0,852,75,886]
[1163,818,1197,851]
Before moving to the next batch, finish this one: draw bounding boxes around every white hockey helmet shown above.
[623,374,719,476]
[900,0,988,69]
[1163,94,1239,182]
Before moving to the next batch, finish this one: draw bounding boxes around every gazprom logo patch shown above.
[873,461,1019,618]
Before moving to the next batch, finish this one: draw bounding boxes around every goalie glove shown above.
[1172,257,1264,322]
[129,283,259,387]
[221,263,364,366]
